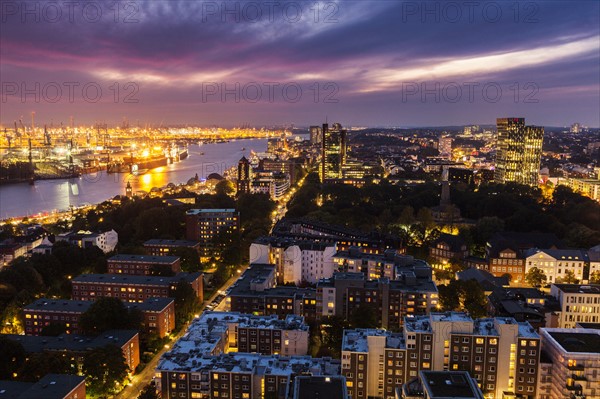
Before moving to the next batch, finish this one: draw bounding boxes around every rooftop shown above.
[544,329,600,354]
[17,374,85,399]
[342,329,405,353]
[553,284,600,294]
[144,239,200,247]
[72,272,201,285]
[2,330,138,353]
[420,371,484,399]
[23,298,92,313]
[294,376,347,399]
[186,209,237,215]
[108,254,180,264]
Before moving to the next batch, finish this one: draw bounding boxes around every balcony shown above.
[567,364,584,371]
[565,383,583,392]
[572,374,587,381]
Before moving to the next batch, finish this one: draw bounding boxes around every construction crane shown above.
[4,128,12,149]
[31,111,35,131]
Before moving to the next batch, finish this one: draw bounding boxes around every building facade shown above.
[185,209,240,260]
[107,254,182,275]
[548,284,600,329]
[494,118,544,187]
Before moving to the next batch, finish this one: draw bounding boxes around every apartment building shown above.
[156,352,341,399]
[547,284,600,329]
[188,311,309,356]
[538,328,600,399]
[428,234,469,269]
[333,248,430,281]
[228,264,317,321]
[0,374,86,399]
[341,313,540,399]
[107,254,182,275]
[143,239,201,256]
[185,209,240,260]
[250,237,337,284]
[71,272,202,302]
[23,297,175,338]
[3,329,140,373]
[525,249,588,284]
[316,267,438,330]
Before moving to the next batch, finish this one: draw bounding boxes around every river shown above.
[0,137,278,219]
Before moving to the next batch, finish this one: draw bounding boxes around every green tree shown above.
[18,352,76,382]
[83,345,128,397]
[438,280,487,318]
[79,297,143,335]
[589,271,600,284]
[561,270,579,284]
[172,247,201,272]
[172,280,201,330]
[137,384,160,399]
[0,336,25,379]
[525,267,547,288]
[350,303,379,329]
[216,180,235,196]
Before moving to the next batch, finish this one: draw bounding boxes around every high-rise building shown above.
[438,135,453,160]
[570,122,581,133]
[125,180,133,198]
[321,122,347,181]
[341,313,541,399]
[185,209,240,259]
[310,125,323,145]
[494,118,544,186]
[237,156,251,194]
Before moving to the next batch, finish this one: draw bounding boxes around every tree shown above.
[589,271,600,284]
[438,280,487,318]
[137,384,160,399]
[83,345,128,397]
[173,247,201,272]
[40,322,67,336]
[17,352,76,382]
[350,303,379,329]
[561,270,579,284]
[0,336,25,379]
[172,280,201,330]
[525,267,547,288]
[79,297,142,335]
[216,180,235,196]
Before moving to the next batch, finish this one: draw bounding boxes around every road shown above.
[117,174,306,398]
[115,266,248,399]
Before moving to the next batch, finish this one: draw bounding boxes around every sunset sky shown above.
[1,0,599,127]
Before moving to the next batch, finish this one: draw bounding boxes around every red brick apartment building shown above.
[107,254,181,275]
[71,272,202,302]
[23,297,176,338]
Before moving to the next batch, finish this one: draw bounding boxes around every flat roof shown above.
[144,239,199,247]
[0,381,33,399]
[18,374,85,399]
[3,330,138,353]
[186,209,237,215]
[553,284,600,294]
[23,298,92,313]
[421,371,483,399]
[72,272,201,285]
[294,376,346,399]
[547,331,600,354]
[109,254,180,264]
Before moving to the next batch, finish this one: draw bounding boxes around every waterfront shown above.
[0,137,270,219]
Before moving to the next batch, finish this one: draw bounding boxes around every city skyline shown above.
[1,1,599,127]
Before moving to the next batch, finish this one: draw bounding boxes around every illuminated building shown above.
[342,314,540,399]
[237,156,251,194]
[538,328,600,399]
[321,122,347,181]
[185,209,240,259]
[559,177,600,201]
[310,125,323,145]
[548,284,600,329]
[438,135,453,160]
[107,254,181,275]
[126,180,133,198]
[494,118,544,186]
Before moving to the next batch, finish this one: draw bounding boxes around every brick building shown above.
[107,254,182,275]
